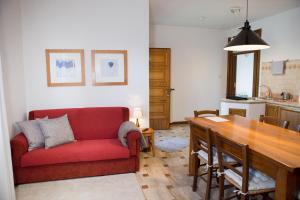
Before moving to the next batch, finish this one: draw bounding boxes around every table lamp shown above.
[133,107,143,127]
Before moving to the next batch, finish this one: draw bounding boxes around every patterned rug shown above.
[154,125,189,152]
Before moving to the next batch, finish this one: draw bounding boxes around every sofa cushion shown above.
[17,117,47,151]
[21,139,130,167]
[38,115,75,148]
[29,107,129,140]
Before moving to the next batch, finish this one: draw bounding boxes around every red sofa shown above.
[10,107,140,184]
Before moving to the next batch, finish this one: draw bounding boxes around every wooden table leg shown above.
[275,168,300,200]
[151,133,155,157]
[189,127,198,176]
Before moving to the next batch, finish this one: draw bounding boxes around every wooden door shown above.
[149,48,171,130]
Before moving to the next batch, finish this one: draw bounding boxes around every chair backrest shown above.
[192,124,214,166]
[228,108,246,117]
[194,109,219,117]
[214,132,249,194]
[259,115,289,129]
[297,124,300,133]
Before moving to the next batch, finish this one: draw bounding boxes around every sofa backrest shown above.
[29,107,129,140]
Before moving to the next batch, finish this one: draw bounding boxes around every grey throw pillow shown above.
[17,117,48,151]
[38,114,75,148]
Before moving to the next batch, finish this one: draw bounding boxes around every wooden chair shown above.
[228,108,246,117]
[297,124,300,133]
[192,125,218,200]
[192,125,235,200]
[215,132,275,200]
[259,115,290,129]
[194,109,219,117]
[192,109,221,199]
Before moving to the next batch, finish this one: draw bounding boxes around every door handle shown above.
[166,88,175,96]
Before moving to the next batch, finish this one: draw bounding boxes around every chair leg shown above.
[205,166,213,200]
[218,174,225,200]
[192,156,200,192]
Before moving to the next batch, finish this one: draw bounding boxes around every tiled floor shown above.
[136,124,219,200]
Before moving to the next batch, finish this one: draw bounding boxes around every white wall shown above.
[0,0,27,138]
[150,25,227,122]
[226,7,300,63]
[21,0,149,127]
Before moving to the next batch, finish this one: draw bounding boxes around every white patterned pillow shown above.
[17,117,48,151]
[38,114,75,148]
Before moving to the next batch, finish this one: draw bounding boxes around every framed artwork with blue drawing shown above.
[92,50,128,86]
[45,49,85,87]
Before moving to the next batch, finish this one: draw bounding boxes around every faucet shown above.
[259,85,272,99]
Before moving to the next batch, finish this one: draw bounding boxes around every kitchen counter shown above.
[221,98,265,104]
[221,98,300,111]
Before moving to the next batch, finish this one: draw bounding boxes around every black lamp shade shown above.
[224,21,270,51]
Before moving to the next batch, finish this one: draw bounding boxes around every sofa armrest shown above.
[10,133,28,167]
[126,131,140,156]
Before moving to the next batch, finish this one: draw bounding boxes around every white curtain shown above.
[0,57,16,200]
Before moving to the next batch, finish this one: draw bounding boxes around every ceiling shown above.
[150,0,300,29]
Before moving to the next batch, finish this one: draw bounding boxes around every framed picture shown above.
[92,50,128,86]
[45,49,85,87]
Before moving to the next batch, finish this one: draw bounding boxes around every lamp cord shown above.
[246,0,249,21]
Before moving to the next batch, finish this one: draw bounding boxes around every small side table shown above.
[142,128,155,157]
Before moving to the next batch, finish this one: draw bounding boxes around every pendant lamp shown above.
[224,0,270,51]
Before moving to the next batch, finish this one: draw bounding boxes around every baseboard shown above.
[170,121,188,125]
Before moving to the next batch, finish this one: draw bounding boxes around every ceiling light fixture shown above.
[224,0,270,52]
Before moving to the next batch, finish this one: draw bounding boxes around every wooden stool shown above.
[142,128,155,156]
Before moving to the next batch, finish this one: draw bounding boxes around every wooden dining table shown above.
[187,115,300,200]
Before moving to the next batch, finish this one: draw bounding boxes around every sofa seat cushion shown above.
[21,139,130,167]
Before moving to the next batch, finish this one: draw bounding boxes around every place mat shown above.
[204,116,229,122]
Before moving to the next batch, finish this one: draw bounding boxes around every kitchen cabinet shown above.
[265,104,279,118]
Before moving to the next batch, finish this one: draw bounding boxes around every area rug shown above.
[154,125,189,153]
[16,173,145,200]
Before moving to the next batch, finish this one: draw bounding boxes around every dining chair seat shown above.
[224,166,275,193]
[197,148,235,166]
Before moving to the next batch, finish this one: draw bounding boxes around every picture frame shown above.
[45,49,85,87]
[91,50,128,86]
